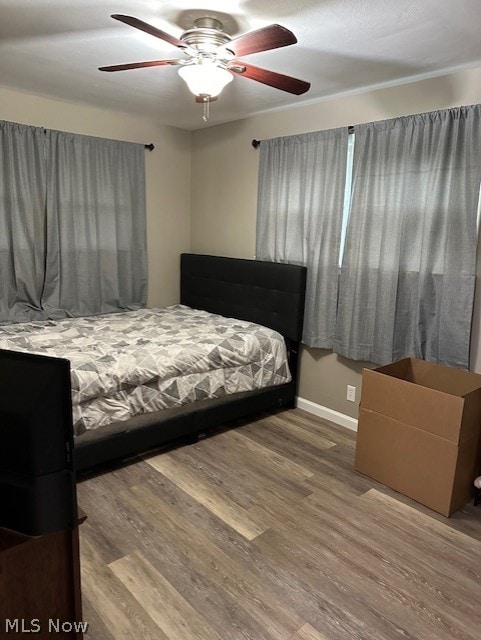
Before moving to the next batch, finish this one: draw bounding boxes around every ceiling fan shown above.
[99,14,311,120]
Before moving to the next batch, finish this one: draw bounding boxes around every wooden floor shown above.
[77,408,481,640]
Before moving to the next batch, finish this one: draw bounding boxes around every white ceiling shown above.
[2,0,481,131]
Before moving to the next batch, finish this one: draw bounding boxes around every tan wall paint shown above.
[191,67,481,418]
[0,86,191,308]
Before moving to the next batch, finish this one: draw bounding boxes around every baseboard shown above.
[296,397,358,432]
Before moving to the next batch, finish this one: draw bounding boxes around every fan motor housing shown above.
[180,17,232,52]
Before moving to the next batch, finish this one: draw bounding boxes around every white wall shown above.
[0,86,192,308]
[190,67,481,418]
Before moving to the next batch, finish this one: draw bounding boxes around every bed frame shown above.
[1,254,307,474]
[76,254,306,471]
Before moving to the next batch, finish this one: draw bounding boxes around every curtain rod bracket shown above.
[144,143,155,151]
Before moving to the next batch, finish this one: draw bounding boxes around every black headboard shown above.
[180,254,306,341]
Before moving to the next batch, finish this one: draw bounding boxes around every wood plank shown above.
[178,429,315,504]
[80,536,168,640]
[219,428,315,481]
[261,411,339,450]
[290,623,330,640]
[144,452,267,540]
[109,551,223,640]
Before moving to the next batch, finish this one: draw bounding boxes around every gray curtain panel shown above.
[334,105,481,368]
[256,129,348,347]
[0,121,147,323]
[0,122,47,323]
[42,130,147,318]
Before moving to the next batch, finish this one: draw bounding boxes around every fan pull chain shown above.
[202,98,210,122]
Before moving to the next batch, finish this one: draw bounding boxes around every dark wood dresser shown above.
[0,509,86,639]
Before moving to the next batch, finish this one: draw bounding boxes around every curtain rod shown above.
[39,126,155,150]
[252,125,355,149]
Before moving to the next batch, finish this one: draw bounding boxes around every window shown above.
[338,131,355,268]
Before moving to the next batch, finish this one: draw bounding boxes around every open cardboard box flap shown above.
[361,358,481,444]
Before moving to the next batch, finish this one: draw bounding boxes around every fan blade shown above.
[227,24,297,57]
[99,59,182,72]
[111,14,186,49]
[229,62,310,95]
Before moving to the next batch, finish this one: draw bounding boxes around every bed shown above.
[0,253,306,473]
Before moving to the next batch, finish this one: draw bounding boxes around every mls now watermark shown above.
[5,619,89,633]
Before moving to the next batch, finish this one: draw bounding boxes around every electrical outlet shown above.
[346,385,356,402]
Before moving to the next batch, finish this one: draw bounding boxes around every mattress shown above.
[0,305,291,436]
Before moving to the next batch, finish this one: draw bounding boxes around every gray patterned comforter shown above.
[0,305,291,436]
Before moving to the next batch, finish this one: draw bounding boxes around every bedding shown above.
[0,305,291,437]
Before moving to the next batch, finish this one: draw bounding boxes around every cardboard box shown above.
[355,358,481,516]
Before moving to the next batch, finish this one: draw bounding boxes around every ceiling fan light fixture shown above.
[178,63,233,98]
